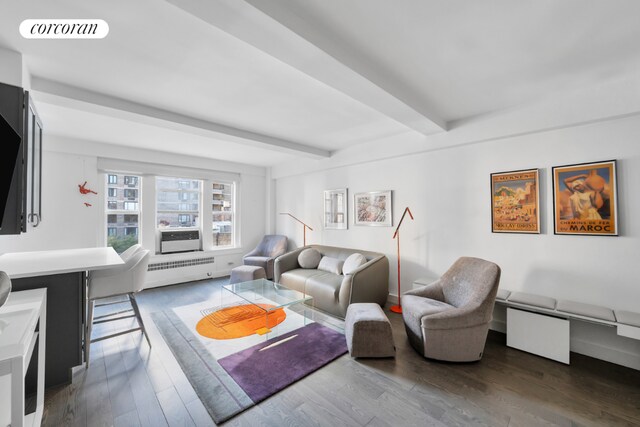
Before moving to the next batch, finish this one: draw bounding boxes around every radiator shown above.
[148,256,215,272]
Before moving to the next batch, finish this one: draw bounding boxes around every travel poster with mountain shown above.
[491,169,540,233]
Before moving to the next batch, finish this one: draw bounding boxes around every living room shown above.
[1,1,639,426]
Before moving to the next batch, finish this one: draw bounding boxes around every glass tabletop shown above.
[222,278,312,312]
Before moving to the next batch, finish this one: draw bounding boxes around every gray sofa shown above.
[274,245,389,318]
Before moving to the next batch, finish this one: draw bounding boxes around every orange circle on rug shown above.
[196,304,287,340]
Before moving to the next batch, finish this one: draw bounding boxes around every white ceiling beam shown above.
[165,0,447,135]
[30,77,331,159]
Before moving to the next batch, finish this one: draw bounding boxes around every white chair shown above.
[118,243,143,262]
[85,249,151,365]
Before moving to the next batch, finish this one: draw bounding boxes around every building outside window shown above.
[124,189,138,199]
[124,176,138,186]
[156,177,201,229]
[124,201,138,211]
[212,182,235,247]
[105,173,142,254]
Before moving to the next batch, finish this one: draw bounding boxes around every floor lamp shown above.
[279,213,313,246]
[390,207,414,314]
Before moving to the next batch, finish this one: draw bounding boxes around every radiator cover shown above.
[160,229,201,254]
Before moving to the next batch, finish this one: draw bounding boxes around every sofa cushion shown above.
[556,300,615,322]
[317,256,344,275]
[279,269,325,293]
[343,253,367,275]
[615,310,640,327]
[507,292,556,310]
[496,289,511,301]
[401,295,454,342]
[298,248,322,269]
[305,272,343,309]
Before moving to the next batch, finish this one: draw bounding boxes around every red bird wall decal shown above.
[78,181,98,195]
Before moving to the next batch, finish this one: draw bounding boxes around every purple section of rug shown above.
[218,322,347,403]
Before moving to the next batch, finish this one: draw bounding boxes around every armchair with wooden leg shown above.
[85,249,151,366]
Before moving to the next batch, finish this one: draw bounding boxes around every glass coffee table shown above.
[219,279,314,336]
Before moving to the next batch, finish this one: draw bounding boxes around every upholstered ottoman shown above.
[229,265,266,284]
[345,303,395,358]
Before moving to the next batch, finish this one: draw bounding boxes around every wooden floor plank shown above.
[41,277,640,427]
[157,386,196,427]
[113,409,142,427]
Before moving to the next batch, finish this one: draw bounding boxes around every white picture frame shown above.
[323,188,348,230]
[354,190,392,227]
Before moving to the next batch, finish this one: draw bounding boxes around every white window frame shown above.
[210,179,237,250]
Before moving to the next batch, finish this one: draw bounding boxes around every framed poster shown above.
[324,189,348,229]
[491,169,540,234]
[552,160,618,236]
[354,190,392,226]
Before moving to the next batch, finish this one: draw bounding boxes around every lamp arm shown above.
[393,207,414,239]
[279,212,314,231]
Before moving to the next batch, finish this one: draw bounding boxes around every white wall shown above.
[0,135,268,286]
[0,151,100,253]
[274,113,640,369]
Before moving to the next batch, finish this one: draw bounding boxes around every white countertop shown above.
[0,288,45,361]
[0,247,124,279]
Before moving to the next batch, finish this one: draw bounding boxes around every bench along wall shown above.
[274,113,640,369]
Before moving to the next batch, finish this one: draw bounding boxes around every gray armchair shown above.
[402,257,501,362]
[243,235,288,279]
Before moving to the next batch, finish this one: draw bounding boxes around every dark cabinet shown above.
[25,94,43,227]
[0,82,43,234]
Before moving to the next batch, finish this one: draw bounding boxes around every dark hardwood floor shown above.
[41,278,640,426]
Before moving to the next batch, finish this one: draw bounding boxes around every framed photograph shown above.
[552,160,618,236]
[324,189,348,229]
[491,169,540,234]
[354,190,392,226]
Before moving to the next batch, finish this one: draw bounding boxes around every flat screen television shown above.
[0,112,21,228]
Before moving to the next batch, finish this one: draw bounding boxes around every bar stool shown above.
[86,249,151,366]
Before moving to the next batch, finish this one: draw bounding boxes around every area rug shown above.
[151,308,347,424]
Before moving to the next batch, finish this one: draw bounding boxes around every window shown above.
[124,176,138,186]
[124,189,138,199]
[105,173,142,254]
[212,182,235,247]
[124,214,138,224]
[156,176,201,229]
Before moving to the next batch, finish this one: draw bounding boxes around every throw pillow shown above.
[298,248,322,269]
[317,256,345,275]
[343,253,367,275]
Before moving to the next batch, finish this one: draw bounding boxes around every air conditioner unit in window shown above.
[160,229,201,254]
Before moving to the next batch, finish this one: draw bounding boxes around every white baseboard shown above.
[490,319,506,334]
[145,269,231,289]
[387,293,399,305]
[570,337,640,371]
